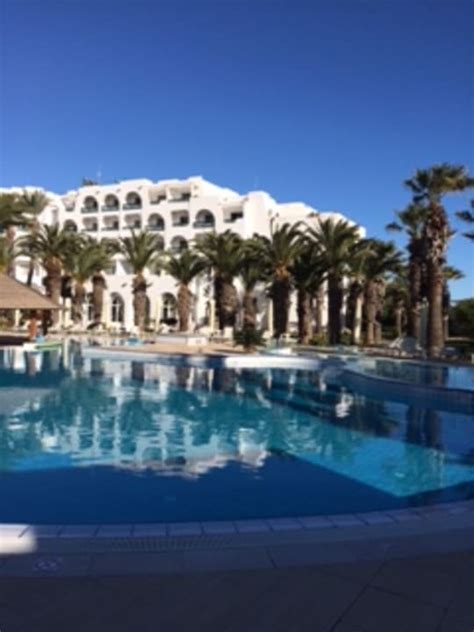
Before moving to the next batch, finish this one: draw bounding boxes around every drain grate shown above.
[88,536,234,553]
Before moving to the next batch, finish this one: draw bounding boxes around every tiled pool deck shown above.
[1,500,473,577]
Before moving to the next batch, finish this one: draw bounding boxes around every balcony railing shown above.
[102,205,119,212]
[148,224,164,231]
[172,219,189,227]
[193,220,215,229]
[85,226,98,232]
[150,197,166,205]
[224,215,243,223]
[125,223,142,230]
[81,207,98,214]
[103,226,119,231]
[65,206,75,212]
[171,246,187,254]
[123,203,142,210]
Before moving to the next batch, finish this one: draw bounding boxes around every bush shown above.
[340,330,352,346]
[309,332,328,346]
[233,326,265,351]
[449,299,474,338]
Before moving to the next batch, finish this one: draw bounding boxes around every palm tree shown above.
[0,191,44,276]
[386,203,427,341]
[119,230,160,330]
[195,230,242,330]
[0,237,15,275]
[291,245,325,344]
[18,190,49,285]
[64,237,115,325]
[442,265,464,340]
[359,240,402,345]
[456,199,474,241]
[308,218,359,344]
[162,250,206,332]
[251,223,303,338]
[405,163,474,357]
[90,239,117,326]
[384,269,410,338]
[18,225,72,321]
[346,239,375,344]
[238,240,267,330]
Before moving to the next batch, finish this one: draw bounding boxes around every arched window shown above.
[170,236,188,254]
[104,194,119,210]
[111,293,124,323]
[148,214,165,231]
[83,196,98,211]
[161,293,177,323]
[125,192,142,209]
[195,209,215,228]
[64,220,77,233]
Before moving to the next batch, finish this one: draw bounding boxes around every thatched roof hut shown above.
[0,274,59,311]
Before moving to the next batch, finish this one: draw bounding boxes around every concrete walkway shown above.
[1,549,473,631]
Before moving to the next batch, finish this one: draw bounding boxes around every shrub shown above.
[309,332,328,346]
[234,326,265,351]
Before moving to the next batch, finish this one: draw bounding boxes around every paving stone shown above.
[234,519,270,533]
[183,548,273,572]
[297,515,333,529]
[201,521,237,535]
[95,524,133,538]
[133,523,167,537]
[60,525,98,538]
[344,585,444,632]
[167,522,202,536]
[266,518,302,532]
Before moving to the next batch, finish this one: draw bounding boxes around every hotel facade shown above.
[6,176,363,333]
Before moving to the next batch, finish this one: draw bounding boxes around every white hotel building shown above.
[7,176,362,333]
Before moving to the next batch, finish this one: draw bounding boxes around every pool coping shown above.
[1,500,473,576]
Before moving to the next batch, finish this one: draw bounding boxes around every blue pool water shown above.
[0,345,473,524]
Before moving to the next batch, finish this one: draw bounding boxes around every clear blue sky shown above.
[1,0,473,298]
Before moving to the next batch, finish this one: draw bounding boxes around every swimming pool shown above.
[0,345,473,524]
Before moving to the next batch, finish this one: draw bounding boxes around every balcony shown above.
[81,207,98,214]
[151,196,166,205]
[65,206,75,212]
[172,219,189,227]
[102,205,119,212]
[103,225,119,232]
[148,224,164,232]
[193,220,215,229]
[84,226,98,232]
[224,214,243,223]
[123,203,142,210]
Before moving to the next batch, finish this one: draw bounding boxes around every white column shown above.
[14,310,20,328]
[62,298,72,328]
[353,296,363,344]
[102,295,110,328]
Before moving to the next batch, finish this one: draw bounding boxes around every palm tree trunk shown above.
[43,267,62,325]
[408,258,422,341]
[426,202,448,358]
[395,303,404,338]
[133,273,147,331]
[177,283,191,332]
[219,281,238,329]
[92,274,106,325]
[272,275,291,338]
[72,282,86,324]
[427,259,444,356]
[364,281,377,346]
[243,290,256,329]
[327,274,342,344]
[297,286,312,344]
[314,285,324,334]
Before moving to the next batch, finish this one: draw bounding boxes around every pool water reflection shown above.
[0,345,473,524]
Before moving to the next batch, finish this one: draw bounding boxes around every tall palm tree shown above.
[359,240,402,345]
[18,225,72,322]
[237,241,266,329]
[456,199,474,241]
[195,230,242,330]
[308,218,360,344]
[290,245,325,344]
[251,223,303,338]
[384,269,410,338]
[405,163,474,357]
[386,203,427,341]
[119,230,160,330]
[162,250,206,332]
[346,239,375,344]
